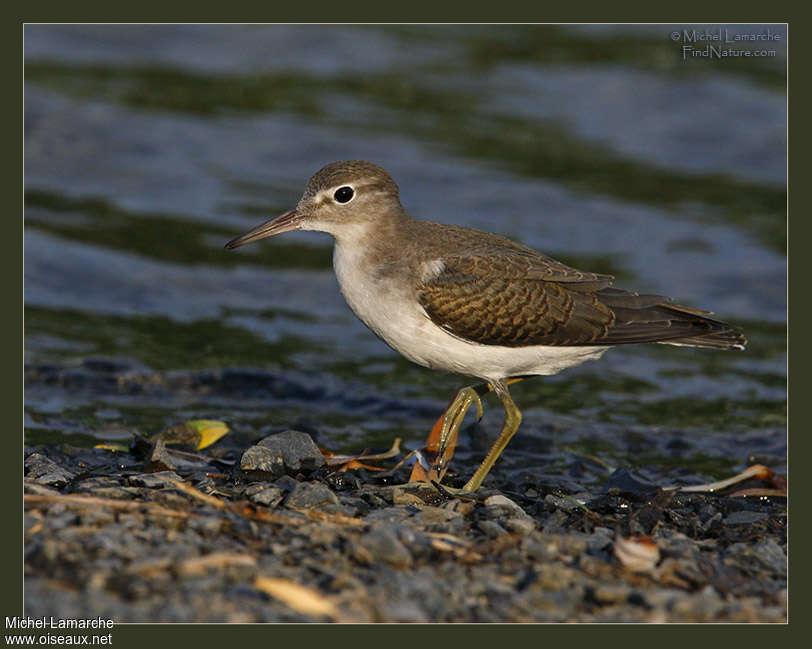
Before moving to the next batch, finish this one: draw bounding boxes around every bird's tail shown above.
[657,304,747,350]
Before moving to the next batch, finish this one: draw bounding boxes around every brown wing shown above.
[417,254,746,349]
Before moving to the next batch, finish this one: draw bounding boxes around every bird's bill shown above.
[224,209,300,249]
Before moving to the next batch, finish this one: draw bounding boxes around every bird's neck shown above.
[331,207,411,254]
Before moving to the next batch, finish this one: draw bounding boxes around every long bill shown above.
[224,209,300,249]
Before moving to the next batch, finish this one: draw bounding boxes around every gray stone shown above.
[24,452,77,488]
[359,525,413,568]
[484,494,527,517]
[243,484,285,507]
[751,538,787,574]
[363,506,414,524]
[257,430,325,472]
[409,506,463,532]
[724,510,768,525]
[544,493,582,512]
[505,517,536,535]
[145,439,176,473]
[128,471,182,489]
[240,446,285,477]
[284,482,338,509]
[586,527,614,552]
[477,519,507,538]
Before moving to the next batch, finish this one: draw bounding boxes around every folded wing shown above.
[417,253,746,350]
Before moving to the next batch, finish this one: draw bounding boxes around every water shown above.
[24,24,786,483]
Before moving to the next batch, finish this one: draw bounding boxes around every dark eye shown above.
[334,186,354,203]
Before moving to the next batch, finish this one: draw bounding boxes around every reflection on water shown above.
[24,24,786,480]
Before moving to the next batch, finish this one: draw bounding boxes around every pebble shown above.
[724,510,768,525]
[591,583,632,604]
[751,538,787,574]
[359,525,413,568]
[544,493,582,512]
[145,440,176,473]
[504,517,536,535]
[21,434,786,623]
[477,519,508,538]
[585,527,614,552]
[284,482,339,509]
[670,585,724,622]
[24,453,77,488]
[409,506,464,533]
[240,446,285,477]
[243,484,285,507]
[128,471,182,489]
[483,494,526,517]
[257,430,325,472]
[363,506,413,524]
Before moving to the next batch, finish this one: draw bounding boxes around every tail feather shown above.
[593,289,747,350]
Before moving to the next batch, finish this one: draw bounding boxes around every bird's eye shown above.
[334,186,354,204]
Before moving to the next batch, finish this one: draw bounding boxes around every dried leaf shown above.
[253,577,338,619]
[151,420,230,450]
[409,410,458,483]
[321,437,403,466]
[179,552,256,576]
[93,442,130,452]
[614,535,660,573]
[334,459,385,472]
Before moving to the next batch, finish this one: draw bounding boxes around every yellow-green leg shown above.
[432,384,489,480]
[429,378,524,491]
[461,379,523,492]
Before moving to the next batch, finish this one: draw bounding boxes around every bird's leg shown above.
[460,378,523,493]
[425,377,525,486]
[431,383,490,480]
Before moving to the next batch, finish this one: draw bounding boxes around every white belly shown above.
[333,242,609,382]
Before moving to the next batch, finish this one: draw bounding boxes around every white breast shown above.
[332,240,609,382]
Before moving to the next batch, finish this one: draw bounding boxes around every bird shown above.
[225,160,746,493]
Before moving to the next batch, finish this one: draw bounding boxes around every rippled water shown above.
[24,24,787,483]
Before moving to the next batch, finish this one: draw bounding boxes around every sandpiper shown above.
[225,160,746,492]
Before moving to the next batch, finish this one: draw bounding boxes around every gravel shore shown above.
[24,428,787,623]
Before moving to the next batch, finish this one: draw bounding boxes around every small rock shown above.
[724,511,768,525]
[187,517,224,536]
[592,583,632,604]
[543,493,582,512]
[409,506,463,533]
[240,446,285,478]
[484,494,527,517]
[258,430,325,472]
[24,452,76,488]
[671,585,724,622]
[128,471,182,489]
[392,489,426,506]
[603,468,660,501]
[586,527,614,552]
[243,484,284,507]
[391,525,432,558]
[751,538,787,574]
[363,506,413,524]
[477,520,507,538]
[71,477,124,492]
[145,440,176,473]
[359,525,413,568]
[284,482,338,509]
[504,517,536,535]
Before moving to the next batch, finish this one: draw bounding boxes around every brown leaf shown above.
[253,577,338,619]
